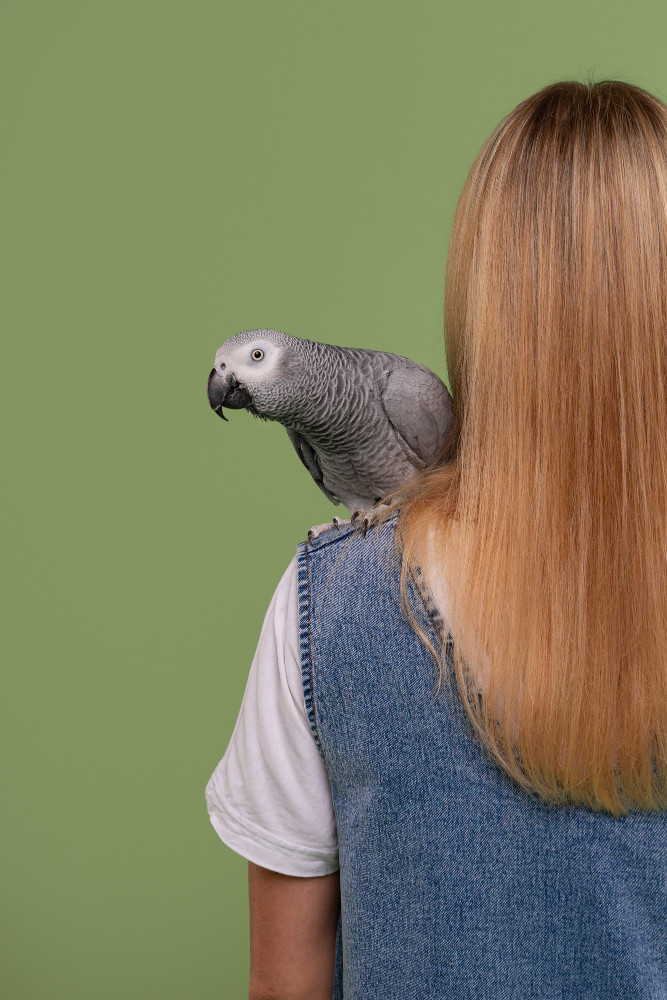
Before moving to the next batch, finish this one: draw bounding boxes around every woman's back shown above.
[298,513,667,999]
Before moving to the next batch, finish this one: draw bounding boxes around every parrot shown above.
[206,328,453,527]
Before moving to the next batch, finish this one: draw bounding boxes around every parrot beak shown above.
[207,368,252,418]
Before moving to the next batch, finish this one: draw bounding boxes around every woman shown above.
[206,79,667,999]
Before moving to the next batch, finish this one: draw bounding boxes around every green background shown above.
[3,2,665,996]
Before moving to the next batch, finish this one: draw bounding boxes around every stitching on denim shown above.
[407,561,457,695]
[409,561,444,636]
[297,540,325,761]
[408,559,455,653]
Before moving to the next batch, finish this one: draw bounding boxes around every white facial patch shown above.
[215,340,282,385]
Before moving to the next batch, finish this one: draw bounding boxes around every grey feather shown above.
[285,427,341,506]
[377,366,452,469]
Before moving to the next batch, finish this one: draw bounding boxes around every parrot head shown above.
[207,329,310,423]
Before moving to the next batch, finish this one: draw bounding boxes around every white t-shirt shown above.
[205,533,453,877]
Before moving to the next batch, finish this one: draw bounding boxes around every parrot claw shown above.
[350,508,375,538]
[350,497,399,537]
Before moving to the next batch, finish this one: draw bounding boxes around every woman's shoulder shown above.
[295,510,404,615]
[303,509,457,631]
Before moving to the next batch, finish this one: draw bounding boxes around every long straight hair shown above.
[377,79,667,816]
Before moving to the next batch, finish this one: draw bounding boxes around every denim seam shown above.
[297,540,325,761]
[409,561,445,639]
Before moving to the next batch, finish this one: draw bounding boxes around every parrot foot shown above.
[307,516,351,542]
[350,507,377,538]
[307,499,397,543]
[350,497,399,537]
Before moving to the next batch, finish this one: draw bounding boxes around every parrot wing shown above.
[377,366,452,469]
[285,426,341,505]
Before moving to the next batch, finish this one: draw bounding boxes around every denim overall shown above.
[295,512,667,1000]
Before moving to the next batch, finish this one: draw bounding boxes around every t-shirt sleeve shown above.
[205,554,339,876]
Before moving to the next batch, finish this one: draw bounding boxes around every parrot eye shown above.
[250,348,264,361]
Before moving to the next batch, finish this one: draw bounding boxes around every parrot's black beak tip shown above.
[212,403,229,421]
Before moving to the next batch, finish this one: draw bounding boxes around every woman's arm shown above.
[248,861,340,1000]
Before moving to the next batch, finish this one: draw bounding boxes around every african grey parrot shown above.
[206,329,453,515]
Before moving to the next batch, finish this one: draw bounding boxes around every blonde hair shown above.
[377,78,667,816]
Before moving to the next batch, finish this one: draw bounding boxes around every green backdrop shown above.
[3,2,665,996]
